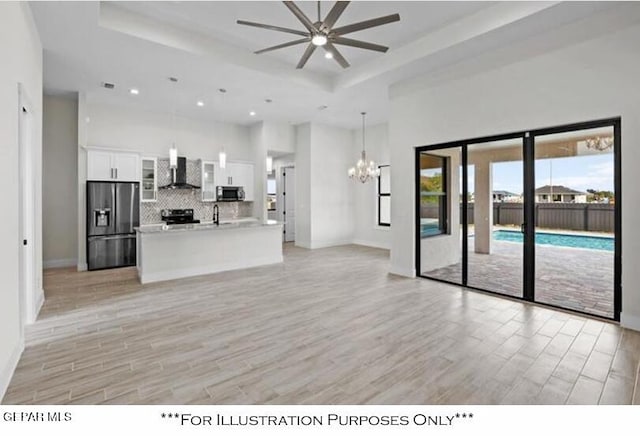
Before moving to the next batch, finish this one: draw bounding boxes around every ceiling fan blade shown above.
[324,43,350,68]
[283,1,317,33]
[237,20,309,37]
[331,36,388,53]
[296,43,317,69]
[331,13,400,36]
[255,38,311,54]
[322,1,350,30]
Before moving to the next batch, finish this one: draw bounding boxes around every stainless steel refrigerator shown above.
[87,181,139,270]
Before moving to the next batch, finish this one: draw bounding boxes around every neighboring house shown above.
[493,190,522,203]
[535,185,587,203]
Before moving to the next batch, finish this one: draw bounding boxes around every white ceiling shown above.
[113,1,493,75]
[30,1,640,129]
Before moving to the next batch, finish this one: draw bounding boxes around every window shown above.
[419,153,448,237]
[377,165,390,226]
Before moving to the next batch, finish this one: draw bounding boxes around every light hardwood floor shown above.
[3,244,640,405]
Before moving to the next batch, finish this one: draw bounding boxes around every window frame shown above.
[377,164,391,227]
[419,153,448,238]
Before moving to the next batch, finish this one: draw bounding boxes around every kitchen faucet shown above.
[213,204,219,226]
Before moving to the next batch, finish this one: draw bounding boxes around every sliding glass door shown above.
[467,139,524,298]
[416,118,620,320]
[531,125,618,319]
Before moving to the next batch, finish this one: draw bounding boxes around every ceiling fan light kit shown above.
[238,1,400,69]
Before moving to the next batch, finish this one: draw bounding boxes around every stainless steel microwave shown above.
[216,186,245,202]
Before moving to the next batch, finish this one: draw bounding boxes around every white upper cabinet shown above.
[87,150,113,181]
[87,149,140,182]
[234,163,254,202]
[112,153,140,182]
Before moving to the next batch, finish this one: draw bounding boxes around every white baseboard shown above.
[0,338,25,403]
[34,287,44,320]
[309,239,354,249]
[621,312,640,332]
[43,258,77,269]
[389,265,416,278]
[352,239,391,250]
[77,262,87,272]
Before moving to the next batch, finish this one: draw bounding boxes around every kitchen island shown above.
[135,219,283,284]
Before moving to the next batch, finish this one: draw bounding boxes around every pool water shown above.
[494,230,614,252]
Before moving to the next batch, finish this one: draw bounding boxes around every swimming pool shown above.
[494,230,614,252]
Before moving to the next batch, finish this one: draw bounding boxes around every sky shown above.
[465,154,614,195]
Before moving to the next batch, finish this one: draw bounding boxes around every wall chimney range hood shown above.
[159,157,200,190]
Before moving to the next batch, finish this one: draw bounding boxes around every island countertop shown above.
[135,219,282,234]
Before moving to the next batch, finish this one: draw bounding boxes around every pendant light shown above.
[218,88,227,168]
[169,77,178,174]
[348,112,380,183]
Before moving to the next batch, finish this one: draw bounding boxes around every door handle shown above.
[94,235,136,242]
[520,223,526,234]
[115,168,118,179]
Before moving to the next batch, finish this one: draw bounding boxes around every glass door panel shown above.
[533,126,615,318]
[141,158,156,202]
[467,139,524,298]
[419,147,463,285]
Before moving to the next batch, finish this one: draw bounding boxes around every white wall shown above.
[310,123,355,248]
[250,122,267,221]
[294,123,355,249]
[85,101,252,160]
[294,123,311,248]
[351,122,391,250]
[263,121,296,155]
[0,2,42,400]
[43,95,77,268]
[389,23,640,329]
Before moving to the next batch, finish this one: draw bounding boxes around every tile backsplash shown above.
[140,158,253,224]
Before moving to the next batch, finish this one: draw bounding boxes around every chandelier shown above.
[584,136,613,151]
[348,112,380,183]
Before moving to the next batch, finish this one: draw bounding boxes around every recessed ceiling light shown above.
[324,51,333,59]
[196,101,204,107]
[264,98,272,103]
[249,111,256,116]
[129,88,139,95]
[102,82,115,89]
[318,105,328,110]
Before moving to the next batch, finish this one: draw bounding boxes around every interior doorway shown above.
[282,167,296,242]
[416,118,621,320]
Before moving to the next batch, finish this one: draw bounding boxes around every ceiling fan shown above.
[237,1,400,69]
